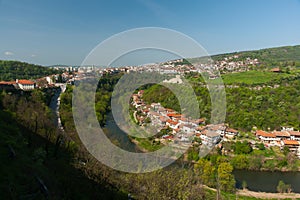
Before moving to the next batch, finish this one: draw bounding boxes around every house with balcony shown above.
[16,79,35,91]
[255,130,279,144]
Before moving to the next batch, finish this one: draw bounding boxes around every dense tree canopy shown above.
[142,78,300,131]
[0,60,60,81]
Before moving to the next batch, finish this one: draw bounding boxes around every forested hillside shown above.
[142,78,300,132]
[0,90,126,199]
[0,60,59,81]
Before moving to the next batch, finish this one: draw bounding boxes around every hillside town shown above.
[1,55,299,158]
[131,89,238,148]
[51,54,260,81]
[255,129,300,154]
[132,88,300,157]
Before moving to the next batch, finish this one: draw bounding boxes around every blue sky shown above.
[1,0,300,66]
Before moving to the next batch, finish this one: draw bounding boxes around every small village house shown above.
[16,79,35,91]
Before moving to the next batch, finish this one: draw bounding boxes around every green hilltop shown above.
[0,60,60,81]
[211,45,300,65]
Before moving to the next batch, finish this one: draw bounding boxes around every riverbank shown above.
[203,185,300,199]
[237,189,300,199]
[130,137,149,152]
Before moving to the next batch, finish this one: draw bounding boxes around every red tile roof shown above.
[256,130,276,138]
[18,80,34,85]
[159,116,168,122]
[167,113,182,118]
[196,126,205,131]
[273,131,290,137]
[270,68,281,72]
[167,120,178,126]
[288,131,300,136]
[0,81,15,85]
[282,140,299,146]
[226,128,239,133]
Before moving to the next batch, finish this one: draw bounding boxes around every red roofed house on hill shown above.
[16,79,35,91]
[255,130,279,144]
[270,67,282,73]
[281,140,300,152]
[0,81,17,91]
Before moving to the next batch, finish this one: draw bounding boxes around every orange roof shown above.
[196,126,205,131]
[201,130,208,135]
[0,81,15,85]
[256,130,276,138]
[167,113,182,118]
[210,125,225,131]
[167,120,178,126]
[282,140,299,146]
[18,80,34,85]
[270,68,281,72]
[159,116,167,122]
[288,131,300,136]
[226,128,239,133]
[273,131,290,137]
[196,118,206,123]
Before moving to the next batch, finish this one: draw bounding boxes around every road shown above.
[49,84,66,131]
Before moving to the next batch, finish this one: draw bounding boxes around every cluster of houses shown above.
[51,55,262,83]
[0,74,68,92]
[132,89,300,157]
[255,128,300,153]
[131,90,239,147]
[214,55,260,73]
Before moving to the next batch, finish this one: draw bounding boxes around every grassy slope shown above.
[221,71,290,85]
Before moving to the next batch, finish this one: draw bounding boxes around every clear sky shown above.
[1,0,300,66]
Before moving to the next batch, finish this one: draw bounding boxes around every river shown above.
[102,112,141,153]
[234,170,300,193]
[102,111,300,193]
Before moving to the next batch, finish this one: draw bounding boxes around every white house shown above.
[46,76,53,85]
[288,131,300,141]
[182,124,195,133]
[166,120,180,129]
[16,79,35,91]
[201,130,221,146]
[225,128,239,139]
[256,130,279,143]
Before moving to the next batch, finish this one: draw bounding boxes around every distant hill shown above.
[0,60,60,81]
[211,45,300,64]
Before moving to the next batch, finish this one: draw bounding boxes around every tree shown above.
[217,162,236,193]
[256,143,265,150]
[194,158,216,188]
[283,146,290,156]
[234,141,252,154]
[231,154,249,169]
[277,180,292,193]
[242,180,247,190]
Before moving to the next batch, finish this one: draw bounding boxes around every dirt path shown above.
[237,189,300,199]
